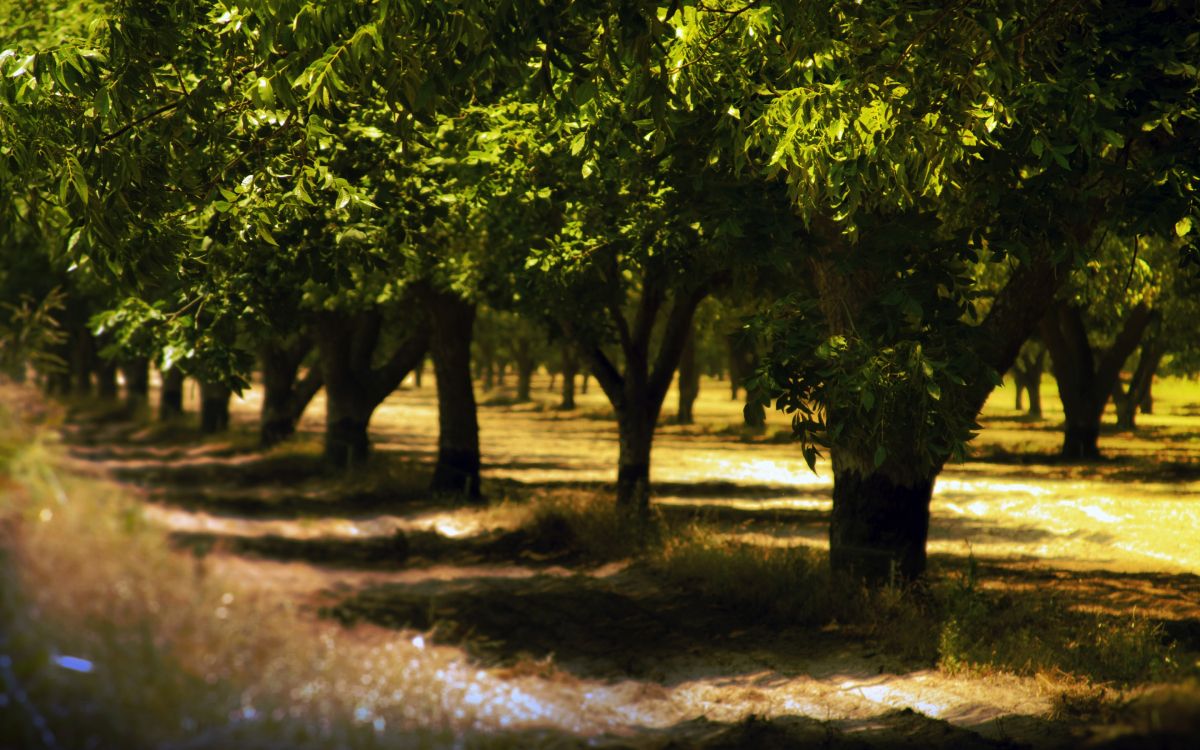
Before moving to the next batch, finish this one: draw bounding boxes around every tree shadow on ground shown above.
[170,522,591,569]
[320,565,864,683]
[961,562,1200,651]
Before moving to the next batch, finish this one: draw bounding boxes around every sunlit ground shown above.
[14,372,1200,747]
[151,371,1200,576]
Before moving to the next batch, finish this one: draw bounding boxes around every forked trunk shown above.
[260,339,322,447]
[1042,302,1155,459]
[315,306,430,468]
[428,291,482,499]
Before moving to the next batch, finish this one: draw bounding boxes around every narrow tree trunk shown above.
[70,329,95,396]
[96,359,118,400]
[1026,371,1043,418]
[159,368,185,421]
[199,381,231,433]
[676,323,700,425]
[1014,379,1025,412]
[428,291,482,499]
[560,343,577,410]
[413,358,423,388]
[829,455,934,584]
[1140,378,1154,415]
[1012,348,1047,418]
[482,361,495,390]
[1116,340,1163,431]
[581,371,589,394]
[121,358,150,413]
[514,344,535,403]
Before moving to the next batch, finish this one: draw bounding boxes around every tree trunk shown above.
[96,358,118,400]
[616,406,654,512]
[70,329,95,396]
[1140,378,1154,415]
[829,457,934,584]
[316,314,378,466]
[159,368,185,421]
[1042,302,1155,460]
[560,343,577,410]
[675,323,699,425]
[581,371,589,394]
[514,342,535,402]
[259,338,322,447]
[121,358,150,412]
[428,291,482,499]
[413,358,423,388]
[199,381,231,433]
[1026,371,1043,418]
[1012,354,1046,418]
[1115,339,1163,431]
[315,309,429,467]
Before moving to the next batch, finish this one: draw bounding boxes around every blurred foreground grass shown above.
[0,385,483,749]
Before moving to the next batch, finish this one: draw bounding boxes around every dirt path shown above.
[56,375,1200,748]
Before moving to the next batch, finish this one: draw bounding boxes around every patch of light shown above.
[716,458,830,487]
[1078,504,1122,524]
[433,518,478,539]
[936,479,1054,497]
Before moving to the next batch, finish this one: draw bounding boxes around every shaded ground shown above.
[49,374,1200,748]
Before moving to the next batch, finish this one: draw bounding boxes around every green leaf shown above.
[1176,217,1193,237]
[256,222,278,246]
[873,444,888,468]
